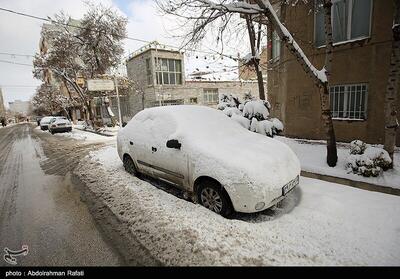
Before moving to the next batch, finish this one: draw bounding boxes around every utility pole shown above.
[114,76,122,128]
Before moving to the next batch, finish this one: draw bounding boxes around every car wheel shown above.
[51,130,55,135]
[123,155,137,176]
[197,181,233,217]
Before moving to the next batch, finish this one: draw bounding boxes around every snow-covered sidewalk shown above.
[74,144,400,266]
[276,136,400,190]
[73,123,119,137]
[35,125,116,143]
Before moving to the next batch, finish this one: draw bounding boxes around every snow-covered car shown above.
[40,116,55,130]
[48,117,72,134]
[117,106,300,216]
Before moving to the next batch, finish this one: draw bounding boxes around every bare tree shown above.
[33,3,127,127]
[157,0,338,166]
[384,0,400,167]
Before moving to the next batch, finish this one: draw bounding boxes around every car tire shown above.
[51,130,54,135]
[123,155,138,176]
[197,180,233,217]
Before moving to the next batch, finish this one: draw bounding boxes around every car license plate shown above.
[58,123,66,126]
[282,175,299,196]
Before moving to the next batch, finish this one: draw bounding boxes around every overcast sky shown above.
[0,0,246,107]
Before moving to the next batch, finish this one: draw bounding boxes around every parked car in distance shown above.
[48,117,72,134]
[39,116,55,130]
[117,106,301,217]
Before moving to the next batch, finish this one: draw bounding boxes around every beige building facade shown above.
[266,0,400,145]
[126,43,260,116]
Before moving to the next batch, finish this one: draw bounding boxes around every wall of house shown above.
[267,0,400,145]
[126,49,260,117]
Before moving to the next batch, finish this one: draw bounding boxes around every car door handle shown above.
[152,147,157,152]
[130,141,133,145]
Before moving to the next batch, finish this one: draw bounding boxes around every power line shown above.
[0,52,35,58]
[0,6,240,62]
[0,59,33,67]
[0,85,38,88]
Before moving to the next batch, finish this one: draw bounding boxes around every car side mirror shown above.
[166,139,181,150]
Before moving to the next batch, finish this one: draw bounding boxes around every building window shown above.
[154,58,182,85]
[203,89,219,104]
[160,99,184,106]
[146,58,152,85]
[329,83,368,120]
[271,31,281,61]
[189,97,198,104]
[315,0,372,47]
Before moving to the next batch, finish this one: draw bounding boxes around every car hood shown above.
[185,130,300,192]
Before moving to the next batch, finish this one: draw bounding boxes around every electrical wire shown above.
[0,7,240,61]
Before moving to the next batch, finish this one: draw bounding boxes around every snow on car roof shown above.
[136,105,243,138]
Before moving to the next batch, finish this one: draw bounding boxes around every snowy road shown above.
[0,124,124,266]
[1,123,399,266]
[76,144,400,266]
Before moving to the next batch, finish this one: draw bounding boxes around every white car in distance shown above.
[48,117,72,134]
[40,116,55,131]
[117,106,300,217]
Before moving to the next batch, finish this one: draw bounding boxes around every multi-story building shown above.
[126,42,261,116]
[266,0,400,145]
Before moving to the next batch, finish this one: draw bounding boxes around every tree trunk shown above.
[384,0,400,167]
[321,84,338,166]
[245,15,266,100]
[254,0,338,166]
[322,0,338,167]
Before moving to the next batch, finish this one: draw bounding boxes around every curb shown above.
[74,127,115,137]
[301,170,400,196]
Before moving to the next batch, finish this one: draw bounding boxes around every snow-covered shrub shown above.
[217,95,284,137]
[270,118,284,134]
[243,100,270,121]
[350,140,367,155]
[223,107,242,117]
[217,93,240,110]
[243,92,255,104]
[231,114,251,130]
[345,144,392,177]
[364,147,392,171]
[253,118,274,136]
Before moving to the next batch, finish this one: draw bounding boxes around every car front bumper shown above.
[225,175,300,213]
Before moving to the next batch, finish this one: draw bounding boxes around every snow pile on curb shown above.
[74,144,400,266]
[54,129,116,143]
[277,136,400,189]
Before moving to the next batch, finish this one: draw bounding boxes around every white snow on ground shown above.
[76,144,400,266]
[276,136,400,190]
[36,125,116,143]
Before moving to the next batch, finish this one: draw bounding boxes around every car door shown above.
[146,114,189,189]
[126,118,155,177]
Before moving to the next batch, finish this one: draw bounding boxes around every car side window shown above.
[150,114,177,143]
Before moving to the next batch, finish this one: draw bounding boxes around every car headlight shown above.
[255,202,265,211]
